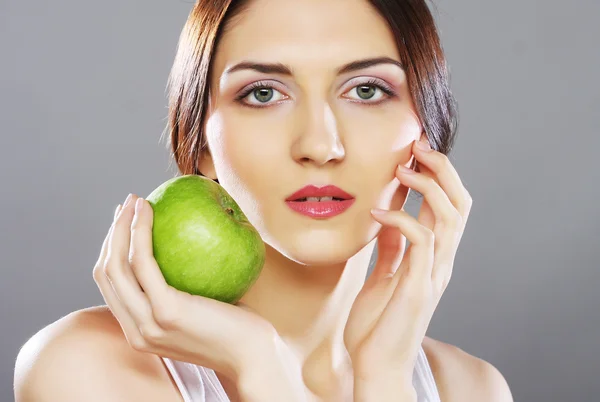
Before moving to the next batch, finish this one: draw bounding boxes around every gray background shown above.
[1,0,598,401]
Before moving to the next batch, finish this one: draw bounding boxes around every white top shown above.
[162,345,441,401]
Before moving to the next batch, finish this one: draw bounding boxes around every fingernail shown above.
[416,139,432,151]
[124,193,133,206]
[135,198,144,214]
[397,164,416,174]
[371,208,388,215]
[114,204,122,220]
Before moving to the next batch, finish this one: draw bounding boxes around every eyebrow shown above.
[223,56,405,77]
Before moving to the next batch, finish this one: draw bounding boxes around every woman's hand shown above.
[93,193,287,383]
[344,138,473,386]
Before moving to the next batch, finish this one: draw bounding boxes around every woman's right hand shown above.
[92,193,296,386]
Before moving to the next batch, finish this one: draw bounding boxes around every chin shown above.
[264,228,372,267]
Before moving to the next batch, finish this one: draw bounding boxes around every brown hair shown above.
[164,0,458,190]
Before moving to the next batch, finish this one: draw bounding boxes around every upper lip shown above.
[285,185,355,201]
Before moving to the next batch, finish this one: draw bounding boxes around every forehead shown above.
[212,0,400,77]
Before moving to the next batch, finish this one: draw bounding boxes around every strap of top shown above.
[162,357,206,402]
[413,346,442,401]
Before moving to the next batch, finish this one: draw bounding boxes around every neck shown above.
[237,237,377,397]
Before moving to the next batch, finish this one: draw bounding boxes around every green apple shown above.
[145,174,266,304]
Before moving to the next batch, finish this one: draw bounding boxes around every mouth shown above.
[285,184,356,218]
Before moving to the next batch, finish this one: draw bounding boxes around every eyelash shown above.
[234,78,398,109]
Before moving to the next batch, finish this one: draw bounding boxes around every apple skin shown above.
[145,174,266,304]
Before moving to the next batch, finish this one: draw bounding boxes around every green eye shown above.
[356,85,377,100]
[253,88,274,103]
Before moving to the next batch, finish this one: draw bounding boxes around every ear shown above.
[197,147,218,180]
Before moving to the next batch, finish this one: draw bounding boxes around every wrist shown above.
[237,337,308,402]
[238,366,307,402]
[353,372,416,402]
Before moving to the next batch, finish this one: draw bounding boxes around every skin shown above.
[13,0,513,401]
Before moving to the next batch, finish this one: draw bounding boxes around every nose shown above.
[291,100,345,166]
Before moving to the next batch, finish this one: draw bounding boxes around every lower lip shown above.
[285,199,356,218]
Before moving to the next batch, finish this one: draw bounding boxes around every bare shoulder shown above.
[422,336,513,402]
[14,305,181,402]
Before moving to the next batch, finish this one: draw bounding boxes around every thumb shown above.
[129,197,155,265]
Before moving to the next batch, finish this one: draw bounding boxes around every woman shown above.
[14,0,513,401]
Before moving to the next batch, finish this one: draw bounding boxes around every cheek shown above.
[342,105,421,169]
[339,106,419,210]
[207,110,273,177]
[205,111,287,217]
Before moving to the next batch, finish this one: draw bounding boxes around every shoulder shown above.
[14,305,181,402]
[422,336,513,402]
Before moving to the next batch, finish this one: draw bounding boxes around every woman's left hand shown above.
[344,138,473,385]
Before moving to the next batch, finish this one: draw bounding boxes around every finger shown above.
[364,213,432,357]
[414,181,460,290]
[367,166,412,283]
[370,209,434,282]
[367,224,407,283]
[412,139,473,221]
[407,142,468,288]
[129,197,172,309]
[92,204,121,269]
[106,194,155,328]
[93,206,144,346]
[396,163,462,233]
[368,213,433,349]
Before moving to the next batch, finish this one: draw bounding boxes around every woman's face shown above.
[201,0,423,265]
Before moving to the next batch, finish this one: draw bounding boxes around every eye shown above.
[235,81,288,108]
[343,78,397,104]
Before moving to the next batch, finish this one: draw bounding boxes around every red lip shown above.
[285,199,356,218]
[285,185,354,201]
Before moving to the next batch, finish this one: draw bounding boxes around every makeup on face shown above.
[285,184,356,219]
